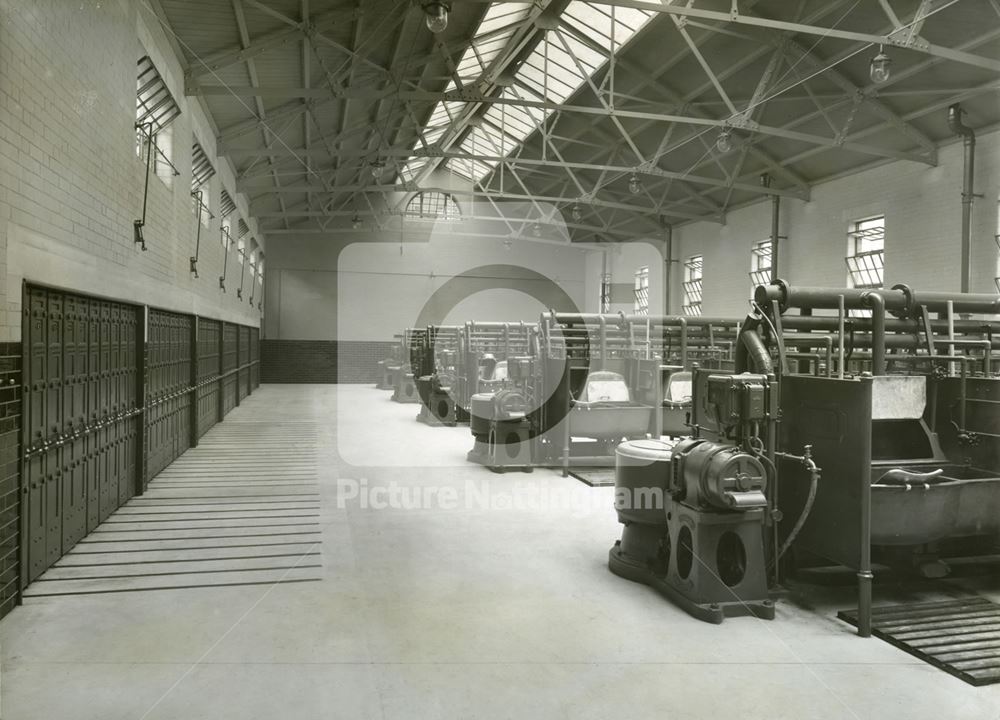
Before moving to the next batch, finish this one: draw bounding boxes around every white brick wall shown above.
[666,129,1000,318]
[0,0,262,341]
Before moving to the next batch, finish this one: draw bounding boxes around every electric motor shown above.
[670,438,767,510]
[492,388,527,421]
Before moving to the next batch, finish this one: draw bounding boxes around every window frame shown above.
[682,255,703,317]
[633,266,649,316]
[599,272,611,313]
[846,215,885,291]
[403,191,462,221]
[749,238,773,293]
[135,56,180,184]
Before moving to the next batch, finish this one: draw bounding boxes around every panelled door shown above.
[22,286,141,584]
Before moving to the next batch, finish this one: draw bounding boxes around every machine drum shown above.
[614,439,672,525]
[672,438,767,510]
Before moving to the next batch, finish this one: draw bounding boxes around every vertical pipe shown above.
[760,174,779,281]
[856,372,875,637]
[771,191,780,283]
[679,318,688,369]
[867,293,886,376]
[947,104,975,294]
[947,300,956,370]
[663,223,673,316]
[766,372,779,586]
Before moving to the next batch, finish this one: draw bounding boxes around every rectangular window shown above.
[191,142,215,228]
[749,239,772,292]
[152,124,175,185]
[237,238,246,266]
[599,272,611,313]
[846,215,885,289]
[220,189,237,220]
[633,267,649,316]
[135,56,180,185]
[682,256,703,316]
[191,189,211,229]
[191,142,215,191]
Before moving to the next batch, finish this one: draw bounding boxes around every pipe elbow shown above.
[948,103,976,140]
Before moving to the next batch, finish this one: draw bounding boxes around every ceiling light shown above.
[870,45,892,84]
[369,159,384,178]
[572,204,582,222]
[422,1,450,34]
[716,130,732,153]
[532,222,541,236]
[628,173,642,195]
[351,214,361,229]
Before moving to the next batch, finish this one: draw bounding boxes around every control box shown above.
[706,373,768,423]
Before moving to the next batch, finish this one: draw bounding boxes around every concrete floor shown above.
[1,384,998,719]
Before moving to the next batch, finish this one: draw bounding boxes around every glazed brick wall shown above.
[0,1,261,342]
[261,340,396,384]
[0,342,22,619]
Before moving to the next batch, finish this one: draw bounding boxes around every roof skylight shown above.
[401,2,655,184]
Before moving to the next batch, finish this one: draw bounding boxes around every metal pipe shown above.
[757,281,1000,316]
[219,227,230,291]
[663,223,673,316]
[679,317,688,368]
[866,293,887,375]
[858,374,874,638]
[134,123,154,251]
[948,103,976,294]
[784,333,833,377]
[740,329,773,374]
[777,315,998,335]
[765,174,780,282]
[554,312,738,327]
[190,190,203,277]
[838,294,845,379]
[948,300,956,370]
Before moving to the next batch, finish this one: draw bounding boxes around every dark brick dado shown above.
[261,340,396,384]
[0,342,21,621]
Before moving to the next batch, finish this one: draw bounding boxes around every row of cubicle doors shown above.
[21,284,260,586]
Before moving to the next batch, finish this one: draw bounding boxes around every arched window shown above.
[404,191,461,221]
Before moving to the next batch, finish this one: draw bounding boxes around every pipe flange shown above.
[753,277,791,315]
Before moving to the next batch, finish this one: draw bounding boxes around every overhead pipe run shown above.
[756,280,1000,317]
[947,103,977,294]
